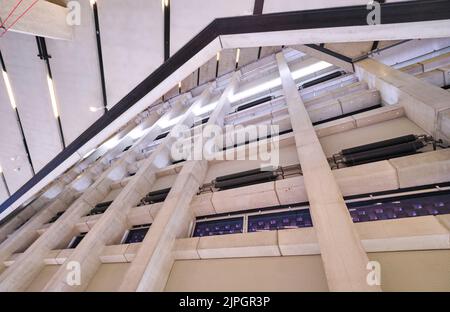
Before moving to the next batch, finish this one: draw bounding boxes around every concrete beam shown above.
[276,51,380,292]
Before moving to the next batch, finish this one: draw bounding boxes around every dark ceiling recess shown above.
[92,2,108,114]
[1,0,449,215]
[164,0,171,61]
[36,36,66,149]
[253,0,264,15]
[0,49,36,176]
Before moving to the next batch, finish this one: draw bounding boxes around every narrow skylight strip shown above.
[2,70,16,110]
[229,61,332,103]
[291,61,333,80]
[47,75,59,118]
[193,101,218,116]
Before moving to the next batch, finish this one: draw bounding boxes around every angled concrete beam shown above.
[41,89,214,291]
[276,51,380,292]
[355,58,450,144]
[119,73,241,292]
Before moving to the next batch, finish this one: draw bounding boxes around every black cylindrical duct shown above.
[215,171,278,190]
[341,135,417,156]
[300,71,345,90]
[343,140,425,166]
[215,168,264,183]
[236,95,273,112]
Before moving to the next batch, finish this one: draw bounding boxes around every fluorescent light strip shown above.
[235,48,241,64]
[229,61,332,103]
[193,101,218,116]
[2,70,16,110]
[102,136,120,149]
[127,125,148,140]
[47,75,59,118]
[291,61,333,80]
[158,114,183,129]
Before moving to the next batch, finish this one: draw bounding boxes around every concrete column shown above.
[276,52,380,291]
[119,73,241,292]
[0,189,77,273]
[355,58,450,144]
[42,90,215,291]
[0,111,167,291]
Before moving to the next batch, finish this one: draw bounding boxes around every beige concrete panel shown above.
[275,176,308,205]
[417,70,446,88]
[211,182,280,214]
[164,256,329,292]
[149,202,164,219]
[357,216,450,252]
[43,250,60,265]
[369,250,450,292]
[278,228,320,256]
[26,265,61,292]
[436,214,450,231]
[339,89,381,114]
[420,52,450,72]
[127,206,153,227]
[86,263,130,292]
[123,243,141,262]
[197,231,280,259]
[191,193,216,217]
[333,161,399,196]
[3,253,21,267]
[100,244,128,263]
[173,237,200,260]
[55,249,73,265]
[388,150,450,188]
[352,105,405,128]
[314,117,356,138]
[308,100,343,123]
[401,63,424,75]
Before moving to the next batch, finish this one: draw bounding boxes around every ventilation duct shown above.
[299,71,345,90]
[236,95,274,112]
[48,211,65,224]
[139,188,171,206]
[87,201,113,216]
[332,134,435,167]
[214,168,279,190]
[155,131,169,141]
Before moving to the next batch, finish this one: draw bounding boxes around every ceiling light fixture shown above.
[193,101,218,116]
[229,61,333,103]
[47,75,59,118]
[89,106,104,112]
[216,52,220,61]
[235,48,241,64]
[82,148,96,159]
[102,136,120,150]
[127,126,148,140]
[2,70,16,110]
[291,61,333,80]
[158,114,183,129]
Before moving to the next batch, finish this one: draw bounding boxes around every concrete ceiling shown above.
[0,0,448,207]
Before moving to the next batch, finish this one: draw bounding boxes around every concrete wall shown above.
[164,250,450,292]
[86,263,130,292]
[164,256,329,292]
